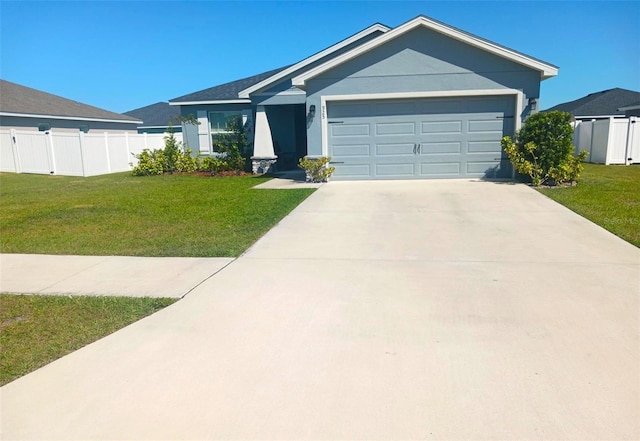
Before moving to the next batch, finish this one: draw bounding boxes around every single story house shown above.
[545,88,640,120]
[170,15,557,180]
[124,102,182,134]
[0,79,141,133]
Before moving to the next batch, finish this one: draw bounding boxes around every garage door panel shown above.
[331,124,370,137]
[332,144,371,157]
[420,120,462,135]
[375,163,415,176]
[467,141,502,153]
[466,161,501,174]
[329,103,370,118]
[371,101,417,116]
[333,164,371,178]
[375,122,415,136]
[419,162,461,175]
[419,142,461,154]
[468,119,504,133]
[376,143,416,156]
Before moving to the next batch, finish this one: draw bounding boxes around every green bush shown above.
[502,110,588,186]
[198,156,226,175]
[298,156,335,183]
[174,148,198,173]
[131,148,166,176]
[131,128,197,176]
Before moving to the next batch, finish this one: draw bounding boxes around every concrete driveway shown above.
[2,180,639,440]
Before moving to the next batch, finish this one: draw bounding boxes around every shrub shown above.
[298,156,335,183]
[131,128,197,176]
[198,156,226,175]
[131,149,166,176]
[174,148,198,173]
[502,110,588,186]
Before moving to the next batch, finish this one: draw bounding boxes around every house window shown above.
[209,111,242,152]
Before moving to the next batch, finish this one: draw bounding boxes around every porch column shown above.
[251,105,277,174]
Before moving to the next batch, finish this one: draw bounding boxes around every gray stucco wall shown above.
[304,26,543,155]
[0,115,138,133]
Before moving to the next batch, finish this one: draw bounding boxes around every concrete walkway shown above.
[1,180,639,440]
[0,254,233,298]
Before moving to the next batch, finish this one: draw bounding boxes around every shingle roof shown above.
[0,79,140,122]
[169,66,291,103]
[545,88,640,117]
[124,102,180,127]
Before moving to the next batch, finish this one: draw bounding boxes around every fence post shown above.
[9,129,22,173]
[78,131,87,176]
[46,130,56,175]
[104,132,112,173]
[125,132,131,170]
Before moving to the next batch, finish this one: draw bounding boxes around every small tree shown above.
[502,110,587,186]
[163,126,181,174]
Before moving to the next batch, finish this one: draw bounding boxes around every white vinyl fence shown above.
[0,130,183,176]
[573,117,639,165]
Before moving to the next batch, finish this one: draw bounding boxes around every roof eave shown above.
[0,111,142,124]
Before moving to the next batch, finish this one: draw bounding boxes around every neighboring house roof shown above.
[546,88,640,118]
[292,15,558,87]
[124,102,180,127]
[0,79,141,123]
[618,100,640,112]
[237,23,390,98]
[169,66,291,104]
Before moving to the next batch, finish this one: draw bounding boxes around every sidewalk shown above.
[0,254,234,298]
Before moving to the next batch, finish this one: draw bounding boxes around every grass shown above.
[537,163,640,247]
[0,172,316,257]
[0,294,177,386]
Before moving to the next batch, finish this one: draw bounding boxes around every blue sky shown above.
[1,1,638,113]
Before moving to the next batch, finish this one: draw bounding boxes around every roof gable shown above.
[237,23,390,98]
[124,102,180,127]
[292,15,558,87]
[0,80,140,123]
[546,88,640,117]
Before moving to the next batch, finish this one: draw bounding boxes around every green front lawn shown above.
[0,294,177,386]
[0,172,315,257]
[537,164,640,247]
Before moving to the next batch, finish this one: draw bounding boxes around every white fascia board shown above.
[168,99,251,106]
[0,111,141,124]
[252,90,306,97]
[617,104,640,111]
[238,23,390,98]
[293,16,558,87]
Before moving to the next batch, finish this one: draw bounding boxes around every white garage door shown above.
[327,96,515,180]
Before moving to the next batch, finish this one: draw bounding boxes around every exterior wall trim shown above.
[168,99,251,106]
[0,112,141,124]
[319,89,524,156]
[293,16,558,87]
[238,23,390,98]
